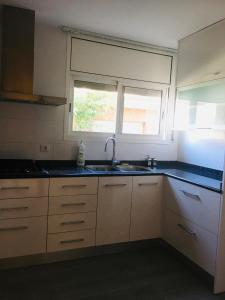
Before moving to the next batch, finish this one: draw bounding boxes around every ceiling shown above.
[1,0,225,49]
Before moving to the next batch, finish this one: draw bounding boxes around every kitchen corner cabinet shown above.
[130,176,162,241]
[177,19,225,88]
[96,177,132,246]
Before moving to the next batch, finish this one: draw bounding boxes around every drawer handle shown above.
[0,206,28,212]
[0,225,28,232]
[62,184,87,189]
[60,238,84,244]
[138,183,158,186]
[104,184,127,187]
[61,202,86,207]
[0,186,29,190]
[177,223,196,237]
[61,220,85,226]
[180,190,201,201]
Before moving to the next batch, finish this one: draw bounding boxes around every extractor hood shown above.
[0,5,66,106]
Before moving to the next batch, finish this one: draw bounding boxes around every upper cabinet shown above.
[177,19,225,88]
[70,38,173,84]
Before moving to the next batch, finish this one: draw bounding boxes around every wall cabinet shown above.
[177,19,225,88]
[96,176,132,245]
[130,176,162,241]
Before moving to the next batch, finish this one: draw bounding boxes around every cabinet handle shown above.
[61,220,85,226]
[138,182,158,186]
[0,186,29,190]
[0,225,28,232]
[177,223,196,237]
[0,206,28,212]
[61,202,86,207]
[104,184,127,187]
[60,238,84,244]
[180,190,201,201]
[62,184,87,188]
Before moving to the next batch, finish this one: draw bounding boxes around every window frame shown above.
[64,72,171,144]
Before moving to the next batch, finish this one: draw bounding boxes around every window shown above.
[122,87,162,135]
[72,81,117,133]
[68,75,168,141]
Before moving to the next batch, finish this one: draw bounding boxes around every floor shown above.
[0,245,225,300]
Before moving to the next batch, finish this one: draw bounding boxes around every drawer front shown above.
[49,177,98,196]
[48,212,96,233]
[164,210,217,275]
[0,179,49,199]
[165,177,221,234]
[47,229,95,252]
[49,195,97,215]
[0,197,48,219]
[0,216,47,258]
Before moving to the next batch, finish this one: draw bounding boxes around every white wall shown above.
[178,130,225,170]
[0,22,178,161]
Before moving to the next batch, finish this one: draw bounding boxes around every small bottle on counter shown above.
[77,140,86,167]
[151,158,157,169]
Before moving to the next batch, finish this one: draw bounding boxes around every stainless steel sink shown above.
[85,165,118,172]
[116,165,150,172]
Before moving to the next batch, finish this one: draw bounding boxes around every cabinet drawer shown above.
[49,177,98,196]
[48,212,96,233]
[0,179,49,199]
[165,177,221,234]
[0,197,48,219]
[49,195,97,215]
[0,216,47,258]
[47,229,95,252]
[164,210,217,275]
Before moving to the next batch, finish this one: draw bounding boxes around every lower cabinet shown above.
[0,216,47,258]
[130,176,162,241]
[164,210,217,275]
[96,176,132,245]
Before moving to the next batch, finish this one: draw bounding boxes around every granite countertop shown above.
[0,160,223,194]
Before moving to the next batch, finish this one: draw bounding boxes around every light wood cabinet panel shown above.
[0,197,48,219]
[164,209,217,275]
[71,38,172,84]
[177,19,225,87]
[0,216,47,258]
[49,195,97,215]
[0,179,49,199]
[96,176,132,246]
[47,229,95,252]
[49,177,98,196]
[48,212,96,233]
[165,177,221,234]
[130,176,162,241]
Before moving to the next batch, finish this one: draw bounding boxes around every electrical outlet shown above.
[40,144,51,153]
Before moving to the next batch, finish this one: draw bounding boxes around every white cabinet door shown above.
[96,176,132,245]
[130,176,162,241]
[177,19,225,87]
[71,38,172,84]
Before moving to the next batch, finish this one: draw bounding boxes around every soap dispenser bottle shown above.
[77,140,86,167]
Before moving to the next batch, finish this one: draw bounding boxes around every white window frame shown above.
[64,72,171,144]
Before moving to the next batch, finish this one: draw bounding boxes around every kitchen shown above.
[0,1,225,299]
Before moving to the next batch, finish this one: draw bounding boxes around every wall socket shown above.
[40,144,51,153]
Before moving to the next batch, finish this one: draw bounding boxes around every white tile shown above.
[0,102,36,120]
[53,143,76,160]
[0,143,36,159]
[34,120,63,142]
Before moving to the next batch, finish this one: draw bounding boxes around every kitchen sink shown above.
[85,165,118,172]
[116,165,150,172]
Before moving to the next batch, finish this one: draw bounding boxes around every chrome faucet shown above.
[104,134,119,166]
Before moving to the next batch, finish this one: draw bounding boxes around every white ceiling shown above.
[1,0,225,48]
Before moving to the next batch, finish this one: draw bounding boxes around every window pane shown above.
[122,87,162,135]
[72,81,117,133]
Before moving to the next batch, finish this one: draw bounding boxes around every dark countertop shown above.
[0,160,223,194]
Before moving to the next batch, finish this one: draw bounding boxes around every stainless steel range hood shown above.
[0,5,66,106]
